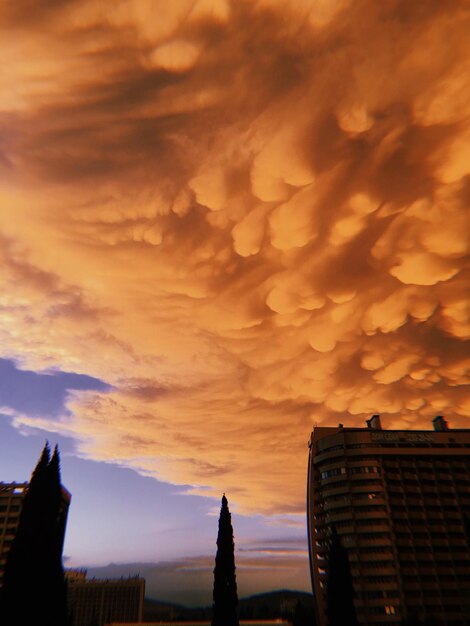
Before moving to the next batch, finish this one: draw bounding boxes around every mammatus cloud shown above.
[1,0,469,513]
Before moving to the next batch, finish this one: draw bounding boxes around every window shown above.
[363,590,398,599]
[350,466,380,475]
[356,505,386,513]
[331,506,352,515]
[354,479,382,487]
[363,560,395,569]
[359,532,391,540]
[325,494,350,503]
[361,546,393,554]
[357,518,388,527]
[322,480,349,492]
[392,505,406,512]
[367,605,399,615]
[334,520,354,528]
[321,466,347,479]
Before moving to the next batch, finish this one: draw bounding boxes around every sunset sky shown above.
[1,0,469,605]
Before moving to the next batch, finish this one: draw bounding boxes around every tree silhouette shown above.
[0,443,68,626]
[326,525,358,626]
[211,494,239,626]
[47,445,69,625]
[293,599,313,626]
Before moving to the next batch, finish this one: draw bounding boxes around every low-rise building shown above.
[66,572,145,626]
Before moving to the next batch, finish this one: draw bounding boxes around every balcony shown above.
[357,535,393,549]
[391,511,409,521]
[321,484,350,497]
[324,499,351,511]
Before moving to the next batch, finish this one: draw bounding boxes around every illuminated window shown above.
[385,606,396,615]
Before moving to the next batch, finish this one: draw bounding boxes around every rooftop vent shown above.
[366,414,382,430]
[432,415,449,431]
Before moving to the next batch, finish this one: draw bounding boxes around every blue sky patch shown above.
[0,358,110,417]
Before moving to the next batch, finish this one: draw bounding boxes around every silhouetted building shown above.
[0,482,27,585]
[66,572,145,626]
[0,480,70,585]
[308,416,470,625]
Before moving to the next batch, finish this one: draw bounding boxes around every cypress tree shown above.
[211,494,239,626]
[325,525,358,626]
[46,446,68,626]
[0,443,68,626]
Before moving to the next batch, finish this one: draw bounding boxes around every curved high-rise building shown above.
[307,416,470,625]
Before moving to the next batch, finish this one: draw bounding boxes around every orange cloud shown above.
[1,0,469,515]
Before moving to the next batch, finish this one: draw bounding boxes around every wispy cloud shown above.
[84,546,311,605]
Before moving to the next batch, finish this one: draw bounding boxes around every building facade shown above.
[0,480,71,584]
[67,574,145,626]
[0,482,27,585]
[307,416,470,625]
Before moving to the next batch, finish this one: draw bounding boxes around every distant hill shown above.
[239,589,314,620]
[144,589,315,623]
[143,597,193,621]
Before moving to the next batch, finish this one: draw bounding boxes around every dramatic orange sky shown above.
[1,0,470,523]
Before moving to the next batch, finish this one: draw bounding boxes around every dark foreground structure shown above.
[1,452,145,626]
[212,494,239,626]
[308,416,470,625]
[0,444,70,626]
[0,479,70,585]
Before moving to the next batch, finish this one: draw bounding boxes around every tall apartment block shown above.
[307,416,470,626]
[0,480,71,584]
[66,572,145,626]
[0,482,27,585]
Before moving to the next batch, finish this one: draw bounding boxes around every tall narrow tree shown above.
[46,445,69,626]
[211,494,239,626]
[326,525,358,626]
[0,443,68,626]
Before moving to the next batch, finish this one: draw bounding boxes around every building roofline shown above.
[311,415,469,435]
[312,427,470,433]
